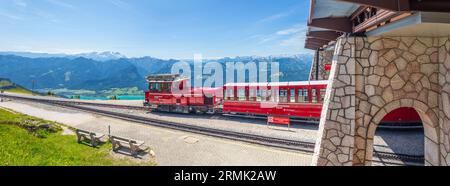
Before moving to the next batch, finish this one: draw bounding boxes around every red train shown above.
[144,74,421,125]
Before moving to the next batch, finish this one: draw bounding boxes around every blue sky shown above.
[0,0,311,59]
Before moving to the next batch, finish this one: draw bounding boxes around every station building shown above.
[305,0,450,166]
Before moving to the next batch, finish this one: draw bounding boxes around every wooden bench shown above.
[110,136,149,156]
[75,129,105,147]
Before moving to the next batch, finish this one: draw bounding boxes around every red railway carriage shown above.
[144,74,422,126]
[144,74,219,114]
[221,80,421,124]
[222,81,328,120]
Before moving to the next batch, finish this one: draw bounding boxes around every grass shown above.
[0,80,13,87]
[0,79,34,95]
[2,87,34,95]
[0,108,156,166]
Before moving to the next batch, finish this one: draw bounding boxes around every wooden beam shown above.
[337,0,410,11]
[307,31,341,41]
[305,43,321,50]
[308,0,316,24]
[305,42,323,48]
[409,0,450,12]
[308,17,352,33]
[305,42,322,47]
[307,38,330,46]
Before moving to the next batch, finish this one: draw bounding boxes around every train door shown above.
[311,89,318,103]
[249,87,257,102]
[289,88,296,103]
[319,88,326,103]
[204,94,214,105]
[298,88,309,103]
[279,89,288,103]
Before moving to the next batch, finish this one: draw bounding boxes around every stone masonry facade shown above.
[309,49,334,81]
[312,36,450,166]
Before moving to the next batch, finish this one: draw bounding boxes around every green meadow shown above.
[0,108,155,166]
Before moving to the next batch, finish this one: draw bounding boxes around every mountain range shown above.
[0,52,313,94]
[0,51,126,61]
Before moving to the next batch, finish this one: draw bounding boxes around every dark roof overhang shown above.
[304,0,450,51]
[338,0,450,13]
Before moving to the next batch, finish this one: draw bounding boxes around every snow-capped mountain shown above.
[74,51,126,61]
[0,51,126,61]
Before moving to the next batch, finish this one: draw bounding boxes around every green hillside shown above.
[0,78,34,95]
[0,108,156,166]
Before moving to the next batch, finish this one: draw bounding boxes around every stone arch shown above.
[313,36,450,166]
[363,99,440,166]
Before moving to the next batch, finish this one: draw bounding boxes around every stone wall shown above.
[313,36,450,166]
[438,37,450,165]
[309,50,334,81]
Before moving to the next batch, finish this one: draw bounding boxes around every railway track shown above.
[0,94,424,165]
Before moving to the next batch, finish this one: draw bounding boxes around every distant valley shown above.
[0,52,313,96]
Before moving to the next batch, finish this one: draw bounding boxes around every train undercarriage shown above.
[146,103,216,114]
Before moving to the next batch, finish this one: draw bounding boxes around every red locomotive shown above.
[144,74,421,125]
[144,74,221,114]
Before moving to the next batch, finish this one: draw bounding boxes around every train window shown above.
[256,89,262,101]
[165,83,170,92]
[249,89,256,101]
[160,83,164,92]
[279,89,288,103]
[238,89,246,101]
[304,89,309,102]
[272,89,279,102]
[167,83,171,92]
[224,89,227,100]
[229,89,235,100]
[262,89,270,101]
[297,89,303,103]
[290,89,295,103]
[161,83,168,92]
[298,89,309,103]
[224,88,231,100]
[155,83,160,92]
[320,89,326,103]
[312,89,318,103]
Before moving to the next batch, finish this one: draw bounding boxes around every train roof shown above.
[146,74,189,82]
[223,80,329,87]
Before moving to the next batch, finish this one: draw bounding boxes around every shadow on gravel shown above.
[374,127,425,166]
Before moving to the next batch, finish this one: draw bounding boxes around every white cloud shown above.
[280,32,306,47]
[0,11,23,20]
[256,4,303,24]
[257,11,293,23]
[276,26,305,36]
[46,0,75,9]
[250,24,307,45]
[108,0,131,10]
[257,35,279,44]
[278,25,307,47]
[13,0,27,7]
